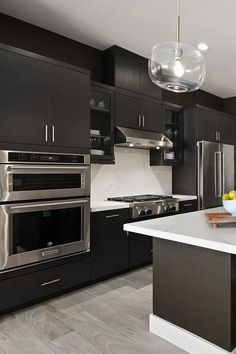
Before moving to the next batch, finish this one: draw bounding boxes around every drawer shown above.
[0,257,90,313]
[179,199,198,213]
[91,208,129,225]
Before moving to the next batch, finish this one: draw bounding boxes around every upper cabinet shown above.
[196,105,233,144]
[103,46,162,99]
[115,90,162,132]
[50,64,90,149]
[0,48,49,146]
[0,45,90,152]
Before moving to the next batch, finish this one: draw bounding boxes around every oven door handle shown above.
[7,165,90,174]
[7,199,89,213]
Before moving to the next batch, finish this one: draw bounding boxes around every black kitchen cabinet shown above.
[50,64,90,149]
[115,90,162,132]
[115,92,140,128]
[0,256,90,314]
[0,44,90,152]
[91,209,129,280]
[179,199,198,213]
[90,82,115,164]
[103,46,162,99]
[217,112,233,145]
[141,98,162,132]
[140,57,162,99]
[150,103,184,166]
[0,48,49,146]
[128,232,153,269]
[197,105,233,144]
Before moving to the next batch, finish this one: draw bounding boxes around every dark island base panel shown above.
[153,238,236,352]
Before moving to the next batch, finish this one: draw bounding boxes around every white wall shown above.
[91,147,172,201]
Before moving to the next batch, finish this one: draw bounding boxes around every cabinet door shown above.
[114,47,141,92]
[141,99,162,132]
[217,113,233,144]
[129,233,153,268]
[50,64,90,149]
[0,257,90,313]
[140,57,162,99]
[197,107,217,142]
[91,212,129,280]
[179,200,198,213]
[0,49,49,145]
[115,93,141,128]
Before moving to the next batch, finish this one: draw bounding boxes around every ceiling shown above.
[1,0,235,98]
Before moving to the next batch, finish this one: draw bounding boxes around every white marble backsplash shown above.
[91,147,172,201]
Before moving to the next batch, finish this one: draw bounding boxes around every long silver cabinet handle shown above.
[52,125,55,142]
[142,115,145,127]
[45,125,48,142]
[138,114,142,127]
[41,278,61,287]
[105,214,120,218]
[183,203,193,207]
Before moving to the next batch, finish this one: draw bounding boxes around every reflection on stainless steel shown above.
[197,141,234,209]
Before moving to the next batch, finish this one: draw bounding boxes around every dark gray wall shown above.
[0,13,103,82]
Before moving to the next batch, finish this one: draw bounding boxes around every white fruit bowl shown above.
[223,200,236,216]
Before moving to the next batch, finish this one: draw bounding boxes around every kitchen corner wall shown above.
[91,147,172,201]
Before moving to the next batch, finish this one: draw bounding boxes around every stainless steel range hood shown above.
[115,126,173,150]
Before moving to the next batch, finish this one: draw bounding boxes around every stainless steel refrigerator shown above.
[197,141,235,209]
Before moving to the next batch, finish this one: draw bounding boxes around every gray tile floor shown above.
[0,266,186,354]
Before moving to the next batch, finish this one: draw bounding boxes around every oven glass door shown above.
[2,198,90,270]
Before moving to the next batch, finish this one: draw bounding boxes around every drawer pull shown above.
[41,278,61,287]
[183,203,193,207]
[105,214,120,218]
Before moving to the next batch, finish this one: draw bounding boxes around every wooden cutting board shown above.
[205,212,236,228]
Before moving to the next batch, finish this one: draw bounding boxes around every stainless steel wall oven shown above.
[0,151,90,270]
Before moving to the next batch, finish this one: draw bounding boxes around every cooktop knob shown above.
[138,209,145,216]
[170,205,176,211]
[145,209,152,215]
[164,205,170,212]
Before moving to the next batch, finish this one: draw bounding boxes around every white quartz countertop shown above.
[91,195,197,212]
[172,194,197,201]
[124,207,236,254]
[91,201,130,212]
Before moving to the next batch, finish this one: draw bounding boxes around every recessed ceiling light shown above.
[197,43,208,51]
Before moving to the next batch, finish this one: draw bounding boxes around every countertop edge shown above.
[123,223,236,255]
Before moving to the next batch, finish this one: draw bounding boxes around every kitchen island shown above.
[124,207,236,354]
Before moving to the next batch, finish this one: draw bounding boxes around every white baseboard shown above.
[149,314,236,354]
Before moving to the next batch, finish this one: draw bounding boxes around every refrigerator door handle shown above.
[222,152,225,195]
[214,151,222,197]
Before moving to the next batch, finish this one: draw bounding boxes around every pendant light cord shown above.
[177,0,180,43]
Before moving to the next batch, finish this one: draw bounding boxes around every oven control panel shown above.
[8,152,86,164]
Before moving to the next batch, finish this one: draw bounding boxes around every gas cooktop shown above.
[108,194,178,219]
[108,194,173,203]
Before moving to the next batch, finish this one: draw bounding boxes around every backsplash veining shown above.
[91,147,172,201]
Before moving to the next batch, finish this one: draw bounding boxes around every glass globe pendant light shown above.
[148,0,206,93]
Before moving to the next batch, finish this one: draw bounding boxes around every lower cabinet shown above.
[91,209,129,280]
[179,199,198,213]
[128,232,153,268]
[0,256,90,313]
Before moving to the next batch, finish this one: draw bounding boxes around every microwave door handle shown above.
[8,199,89,213]
[7,165,89,173]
